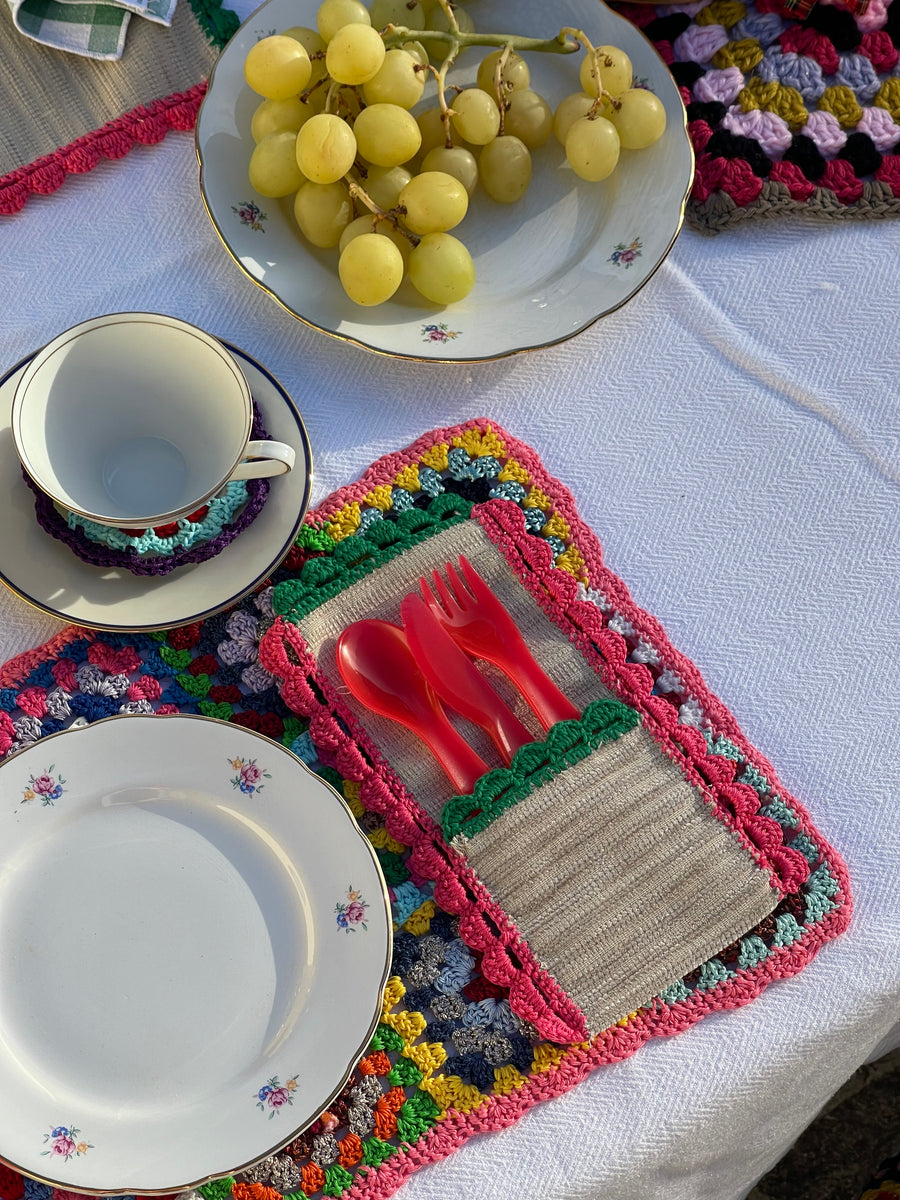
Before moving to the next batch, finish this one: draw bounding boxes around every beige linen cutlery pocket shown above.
[445,715,780,1035]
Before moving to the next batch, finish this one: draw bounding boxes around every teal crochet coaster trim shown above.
[442,698,641,843]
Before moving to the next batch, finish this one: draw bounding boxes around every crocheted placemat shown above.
[0,418,851,1200]
[617,0,900,230]
[0,0,237,214]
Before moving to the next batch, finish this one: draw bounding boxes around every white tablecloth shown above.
[1,7,899,1195]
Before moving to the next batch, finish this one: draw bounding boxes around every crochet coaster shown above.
[0,0,237,213]
[24,399,271,577]
[0,419,850,1200]
[617,0,900,230]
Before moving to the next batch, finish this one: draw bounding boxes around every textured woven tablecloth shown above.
[0,0,898,1190]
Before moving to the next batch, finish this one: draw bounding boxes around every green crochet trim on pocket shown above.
[273,494,473,622]
[441,697,641,842]
[187,0,239,47]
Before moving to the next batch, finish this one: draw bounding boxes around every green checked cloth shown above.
[7,0,177,59]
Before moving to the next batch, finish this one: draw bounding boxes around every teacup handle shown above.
[229,440,295,480]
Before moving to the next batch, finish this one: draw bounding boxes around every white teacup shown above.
[12,313,295,528]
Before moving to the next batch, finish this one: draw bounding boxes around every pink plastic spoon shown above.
[336,618,488,795]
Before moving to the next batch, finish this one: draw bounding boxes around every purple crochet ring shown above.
[27,400,272,577]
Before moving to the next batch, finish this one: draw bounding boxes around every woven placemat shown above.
[0,0,237,213]
[0,419,851,1200]
[618,0,900,230]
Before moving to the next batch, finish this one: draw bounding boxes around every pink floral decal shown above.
[41,1125,92,1161]
[23,765,66,806]
[336,886,369,932]
[608,238,643,269]
[229,756,271,795]
[421,323,460,344]
[233,201,267,232]
[255,1074,299,1118]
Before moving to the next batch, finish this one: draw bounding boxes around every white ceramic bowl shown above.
[196,0,694,362]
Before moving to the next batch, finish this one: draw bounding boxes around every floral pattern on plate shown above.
[421,323,461,344]
[232,201,267,232]
[22,766,65,806]
[336,886,369,933]
[229,756,271,795]
[608,238,643,269]
[255,1074,299,1118]
[41,1125,92,1161]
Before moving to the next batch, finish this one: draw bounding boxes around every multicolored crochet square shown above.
[0,419,850,1200]
[617,0,900,230]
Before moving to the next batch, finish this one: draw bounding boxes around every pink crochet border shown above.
[0,83,206,216]
[259,416,850,1039]
[0,626,95,689]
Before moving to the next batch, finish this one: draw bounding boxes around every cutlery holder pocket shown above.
[443,703,781,1035]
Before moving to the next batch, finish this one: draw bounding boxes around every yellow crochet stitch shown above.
[555,544,588,582]
[363,484,395,511]
[393,463,421,493]
[497,459,531,485]
[326,502,361,542]
[525,486,552,512]
[696,0,746,26]
[403,899,436,935]
[492,1064,527,1095]
[421,1072,487,1114]
[712,37,764,73]
[420,442,450,472]
[818,85,863,129]
[874,77,900,121]
[739,77,808,128]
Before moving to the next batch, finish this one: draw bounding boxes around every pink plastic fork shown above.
[420,555,580,730]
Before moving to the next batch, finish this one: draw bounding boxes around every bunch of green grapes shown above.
[242,0,668,308]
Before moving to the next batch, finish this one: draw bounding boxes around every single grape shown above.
[339,214,412,262]
[339,233,405,305]
[503,89,553,149]
[450,89,500,146]
[248,130,306,196]
[326,23,386,83]
[244,35,312,100]
[416,107,461,156]
[251,96,315,142]
[353,103,422,166]
[408,232,475,304]
[610,88,667,148]
[296,113,358,183]
[363,48,425,108]
[580,44,633,99]
[478,135,531,203]
[400,39,429,65]
[421,4,474,62]
[399,170,468,234]
[421,145,478,195]
[564,115,620,181]
[362,164,413,209]
[293,180,353,246]
[281,26,328,80]
[369,0,426,29]
[476,49,530,95]
[553,91,595,146]
[316,0,370,43]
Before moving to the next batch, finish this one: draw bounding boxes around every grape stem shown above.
[492,44,512,136]
[559,25,620,115]
[382,25,581,56]
[345,176,420,247]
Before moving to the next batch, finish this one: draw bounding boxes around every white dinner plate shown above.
[0,715,391,1194]
[196,0,694,362]
[0,344,313,631]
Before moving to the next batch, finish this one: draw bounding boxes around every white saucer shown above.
[0,344,313,631]
[0,715,391,1194]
